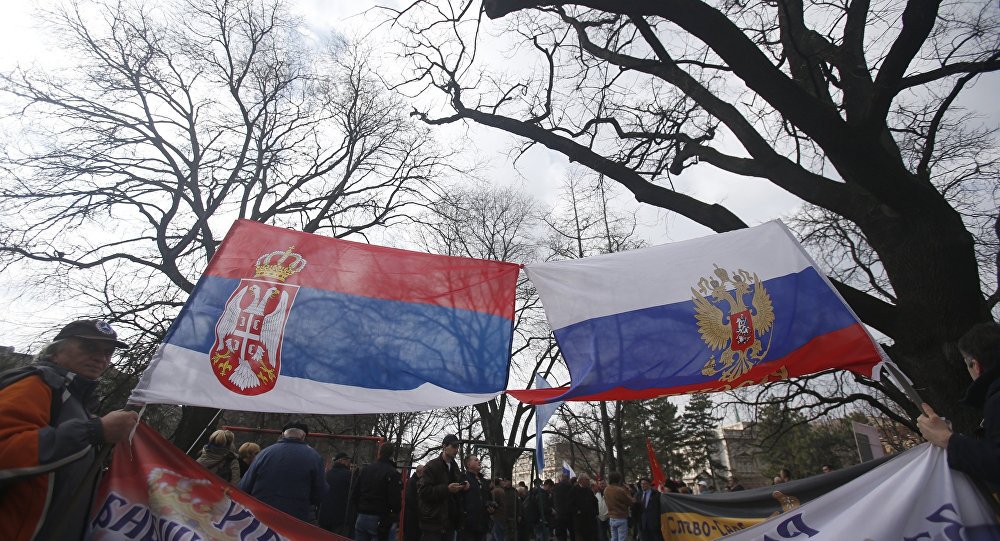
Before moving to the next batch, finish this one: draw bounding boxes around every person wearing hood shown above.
[919,322,1000,486]
[196,429,241,483]
[0,319,139,541]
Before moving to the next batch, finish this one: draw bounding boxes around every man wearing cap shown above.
[0,319,140,541]
[239,421,327,523]
[319,451,357,534]
[419,434,466,541]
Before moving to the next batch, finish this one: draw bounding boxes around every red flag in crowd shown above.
[646,437,667,488]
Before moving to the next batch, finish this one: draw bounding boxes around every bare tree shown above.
[0,0,454,448]
[389,0,1000,433]
[413,180,553,478]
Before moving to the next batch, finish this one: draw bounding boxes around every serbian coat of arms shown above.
[210,247,306,395]
[691,265,775,382]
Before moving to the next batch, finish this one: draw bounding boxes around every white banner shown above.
[719,444,997,540]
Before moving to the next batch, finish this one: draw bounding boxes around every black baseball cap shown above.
[282,421,309,434]
[55,319,129,349]
[334,452,350,461]
[442,434,460,447]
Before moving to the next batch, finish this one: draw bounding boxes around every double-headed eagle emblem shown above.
[692,265,775,382]
[210,247,305,395]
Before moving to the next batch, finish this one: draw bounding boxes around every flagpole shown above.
[185,408,225,456]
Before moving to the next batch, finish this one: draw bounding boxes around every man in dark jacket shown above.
[419,434,466,541]
[637,479,662,541]
[319,452,356,534]
[404,464,426,541]
[353,442,404,541]
[238,422,326,522]
[569,474,599,541]
[459,455,492,541]
[0,319,139,541]
[920,322,1000,487]
[552,473,573,541]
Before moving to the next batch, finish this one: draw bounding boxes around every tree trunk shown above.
[171,406,222,456]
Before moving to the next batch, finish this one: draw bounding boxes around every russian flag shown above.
[508,221,883,405]
[130,220,520,414]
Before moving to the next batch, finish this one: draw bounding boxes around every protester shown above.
[419,434,466,541]
[319,451,356,535]
[458,455,492,541]
[404,464,426,541]
[238,421,326,523]
[353,442,403,541]
[637,479,662,541]
[552,472,573,541]
[595,477,609,541]
[919,322,1000,486]
[569,473,599,541]
[238,441,261,477]
[603,472,634,541]
[196,429,241,482]
[820,464,834,474]
[0,319,139,541]
[492,478,509,541]
[537,479,556,541]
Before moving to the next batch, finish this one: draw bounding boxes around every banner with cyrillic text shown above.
[87,422,345,541]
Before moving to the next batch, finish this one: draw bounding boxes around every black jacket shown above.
[319,462,356,530]
[947,368,1000,485]
[418,454,463,532]
[354,457,403,519]
[460,471,491,534]
[569,485,598,520]
[552,480,572,521]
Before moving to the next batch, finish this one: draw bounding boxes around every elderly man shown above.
[0,319,139,541]
[239,421,327,522]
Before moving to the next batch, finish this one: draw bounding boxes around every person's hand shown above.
[101,410,139,443]
[448,482,464,493]
[917,403,953,448]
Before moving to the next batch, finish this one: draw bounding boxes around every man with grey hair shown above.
[239,421,327,522]
[0,318,139,541]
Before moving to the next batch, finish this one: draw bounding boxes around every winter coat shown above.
[196,444,240,483]
[238,437,327,522]
[418,454,462,533]
[947,368,1000,486]
[319,462,356,531]
[0,362,106,541]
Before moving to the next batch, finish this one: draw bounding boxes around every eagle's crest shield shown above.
[210,247,305,395]
[692,264,775,382]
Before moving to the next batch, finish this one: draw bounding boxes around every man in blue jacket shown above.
[919,322,1000,486]
[239,421,327,522]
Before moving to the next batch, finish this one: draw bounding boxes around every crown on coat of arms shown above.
[254,247,307,282]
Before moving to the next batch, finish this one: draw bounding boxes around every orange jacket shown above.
[0,366,102,541]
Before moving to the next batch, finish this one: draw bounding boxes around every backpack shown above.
[0,365,70,496]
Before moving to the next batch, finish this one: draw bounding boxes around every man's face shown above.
[467,456,481,473]
[640,479,650,491]
[964,354,982,380]
[53,338,115,380]
[444,441,460,460]
[416,464,426,477]
[579,477,591,488]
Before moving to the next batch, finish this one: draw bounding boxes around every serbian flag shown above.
[89,422,344,540]
[646,438,667,488]
[508,220,883,404]
[130,219,520,413]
